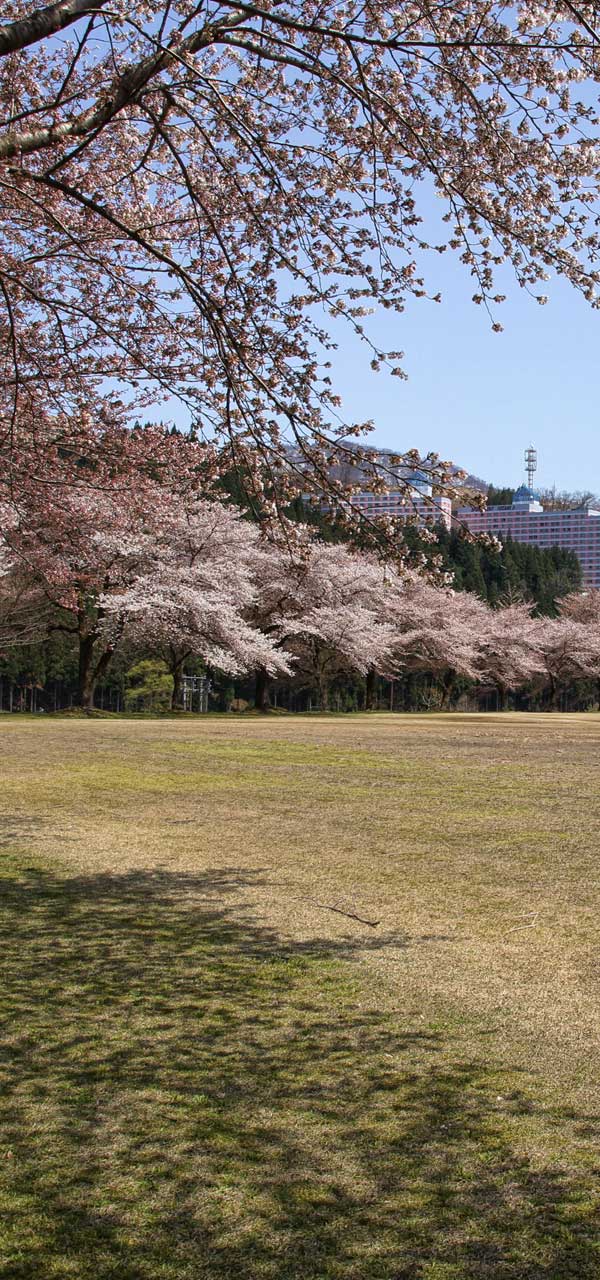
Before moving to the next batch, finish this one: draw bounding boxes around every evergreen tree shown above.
[486,487,516,507]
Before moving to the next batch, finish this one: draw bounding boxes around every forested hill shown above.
[429,527,581,615]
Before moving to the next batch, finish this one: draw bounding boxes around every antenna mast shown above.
[524,446,537,490]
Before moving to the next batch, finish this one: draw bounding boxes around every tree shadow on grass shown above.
[0,865,598,1279]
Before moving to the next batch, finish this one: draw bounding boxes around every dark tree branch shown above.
[0,0,112,57]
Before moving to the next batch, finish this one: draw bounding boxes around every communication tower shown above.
[524,445,537,490]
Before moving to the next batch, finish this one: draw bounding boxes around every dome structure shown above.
[512,484,543,512]
[403,468,432,496]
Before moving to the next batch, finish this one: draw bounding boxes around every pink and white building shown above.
[457,486,600,588]
[350,471,452,530]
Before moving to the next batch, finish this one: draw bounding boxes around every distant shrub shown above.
[125,661,174,713]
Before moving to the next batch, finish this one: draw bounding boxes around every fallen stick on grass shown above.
[506,912,539,934]
[291,896,380,928]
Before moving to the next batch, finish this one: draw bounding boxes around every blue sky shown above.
[152,184,600,496]
[157,264,599,494]
[327,261,600,496]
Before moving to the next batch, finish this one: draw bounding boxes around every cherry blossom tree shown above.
[532,591,600,706]
[558,589,600,627]
[383,578,487,704]
[243,536,307,710]
[0,538,49,649]
[477,601,545,707]
[1,481,161,707]
[534,613,600,705]
[4,3,600,510]
[254,539,398,709]
[2,453,297,708]
[0,415,228,707]
[2,406,219,531]
[106,500,293,707]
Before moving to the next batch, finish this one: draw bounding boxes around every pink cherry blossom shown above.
[3,4,600,518]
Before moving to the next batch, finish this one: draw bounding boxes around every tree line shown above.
[1,435,597,715]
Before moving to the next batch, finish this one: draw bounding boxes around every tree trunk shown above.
[254,667,270,712]
[78,632,116,712]
[317,678,329,711]
[365,667,376,711]
[439,671,455,710]
[171,660,184,710]
[78,634,96,711]
[169,649,192,710]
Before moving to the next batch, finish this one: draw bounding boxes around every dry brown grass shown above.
[1,712,600,1277]
[4,712,600,1083]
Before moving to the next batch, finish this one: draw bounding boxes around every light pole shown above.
[524,445,537,490]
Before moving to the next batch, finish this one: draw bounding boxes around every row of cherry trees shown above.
[2,469,600,711]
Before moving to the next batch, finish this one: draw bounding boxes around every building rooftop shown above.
[510,484,543,513]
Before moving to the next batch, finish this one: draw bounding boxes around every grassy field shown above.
[1,713,600,1279]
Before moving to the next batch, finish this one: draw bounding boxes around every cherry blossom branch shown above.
[0,0,111,57]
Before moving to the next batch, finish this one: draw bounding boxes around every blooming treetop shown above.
[265,540,400,702]
[0,531,49,648]
[534,613,600,693]
[0,475,169,703]
[476,601,546,693]
[4,3,600,510]
[1,472,293,705]
[559,589,600,626]
[106,499,294,692]
[384,579,488,682]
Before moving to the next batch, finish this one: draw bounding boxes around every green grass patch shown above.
[1,856,600,1279]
